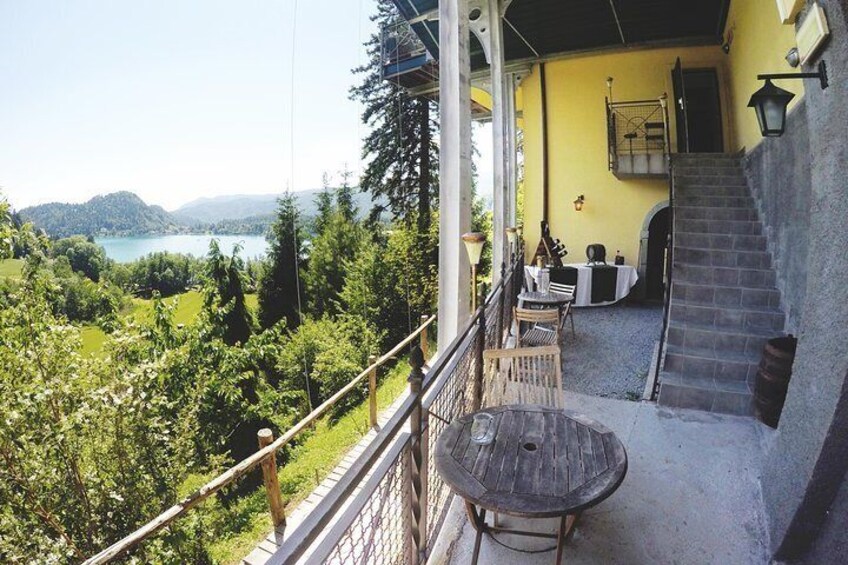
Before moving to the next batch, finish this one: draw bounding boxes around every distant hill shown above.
[20,192,185,238]
[172,189,382,224]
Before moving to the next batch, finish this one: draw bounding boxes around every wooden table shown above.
[518,291,573,308]
[435,405,628,564]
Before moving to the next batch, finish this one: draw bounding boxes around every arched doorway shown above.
[645,207,669,301]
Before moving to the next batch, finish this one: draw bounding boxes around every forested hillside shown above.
[19,192,185,237]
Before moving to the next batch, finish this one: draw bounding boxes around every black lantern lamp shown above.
[748,60,828,137]
[573,194,585,212]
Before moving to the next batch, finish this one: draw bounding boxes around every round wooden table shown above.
[435,404,628,564]
[518,290,573,308]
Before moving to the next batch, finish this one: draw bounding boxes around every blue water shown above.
[95,234,269,263]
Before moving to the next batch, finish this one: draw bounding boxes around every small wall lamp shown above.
[505,227,518,261]
[462,232,486,311]
[748,60,828,137]
[573,195,585,212]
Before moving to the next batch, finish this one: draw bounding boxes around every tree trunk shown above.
[417,100,431,238]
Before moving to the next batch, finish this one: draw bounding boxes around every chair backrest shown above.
[482,346,564,409]
[549,282,575,298]
[514,306,560,325]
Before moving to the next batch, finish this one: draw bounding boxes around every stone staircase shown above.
[657,153,786,415]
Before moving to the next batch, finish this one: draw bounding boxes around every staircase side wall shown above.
[742,101,812,334]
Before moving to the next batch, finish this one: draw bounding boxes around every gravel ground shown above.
[560,302,663,400]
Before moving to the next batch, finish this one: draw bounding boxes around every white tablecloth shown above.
[524,264,639,307]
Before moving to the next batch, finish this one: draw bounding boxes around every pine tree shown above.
[350,0,438,237]
[205,240,253,346]
[258,193,306,330]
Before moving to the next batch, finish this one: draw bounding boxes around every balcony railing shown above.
[381,20,430,77]
[607,98,671,179]
[270,252,525,564]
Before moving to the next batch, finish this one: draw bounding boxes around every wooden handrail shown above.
[83,315,436,565]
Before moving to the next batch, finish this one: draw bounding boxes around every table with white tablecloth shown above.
[524,264,639,307]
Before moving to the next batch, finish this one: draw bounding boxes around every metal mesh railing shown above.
[381,20,427,68]
[606,98,669,176]
[322,436,412,565]
[423,328,480,550]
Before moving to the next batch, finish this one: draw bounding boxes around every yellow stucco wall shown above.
[723,0,804,152]
[520,45,728,266]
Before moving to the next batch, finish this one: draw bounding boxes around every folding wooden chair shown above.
[514,306,561,346]
[549,282,576,338]
[482,346,564,409]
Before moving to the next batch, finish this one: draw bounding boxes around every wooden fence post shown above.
[407,345,428,565]
[368,355,378,429]
[257,429,286,528]
[420,314,429,362]
[473,309,485,411]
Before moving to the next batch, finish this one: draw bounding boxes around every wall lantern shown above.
[462,232,486,311]
[748,60,828,137]
[505,227,518,261]
[573,195,585,212]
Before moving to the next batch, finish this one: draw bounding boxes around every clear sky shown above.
[0,0,494,212]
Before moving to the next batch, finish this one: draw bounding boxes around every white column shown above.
[488,0,507,281]
[438,0,473,349]
[506,73,518,230]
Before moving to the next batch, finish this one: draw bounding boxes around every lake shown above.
[95,235,269,263]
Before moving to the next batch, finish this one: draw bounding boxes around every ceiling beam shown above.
[608,0,626,44]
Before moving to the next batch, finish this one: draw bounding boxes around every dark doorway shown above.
[646,207,669,301]
[681,69,723,153]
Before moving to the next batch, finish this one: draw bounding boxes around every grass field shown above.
[79,291,261,356]
[0,258,24,279]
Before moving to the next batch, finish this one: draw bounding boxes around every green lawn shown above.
[0,258,23,279]
[206,356,418,564]
[79,291,260,356]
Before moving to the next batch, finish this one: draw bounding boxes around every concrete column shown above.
[488,0,507,281]
[437,0,473,349]
[506,73,518,229]
[761,1,848,561]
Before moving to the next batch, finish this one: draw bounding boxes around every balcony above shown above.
[607,98,670,179]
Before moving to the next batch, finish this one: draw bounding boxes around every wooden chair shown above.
[514,306,561,346]
[483,346,564,409]
[549,282,576,338]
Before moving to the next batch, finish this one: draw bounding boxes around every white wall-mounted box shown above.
[776,0,805,24]
[797,3,830,65]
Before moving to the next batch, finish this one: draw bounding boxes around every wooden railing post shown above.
[368,355,378,429]
[473,309,485,411]
[407,345,428,565]
[419,314,429,362]
[497,262,506,348]
[257,429,286,528]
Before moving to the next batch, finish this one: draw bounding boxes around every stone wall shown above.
[760,0,848,561]
[743,101,812,333]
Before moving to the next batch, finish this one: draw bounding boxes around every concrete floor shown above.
[431,393,773,565]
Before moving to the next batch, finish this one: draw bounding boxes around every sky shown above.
[0,0,493,212]
[0,1,494,212]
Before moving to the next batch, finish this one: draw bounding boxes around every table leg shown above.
[554,512,582,564]
[465,502,487,565]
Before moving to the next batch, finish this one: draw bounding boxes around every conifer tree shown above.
[258,193,305,330]
[350,0,438,237]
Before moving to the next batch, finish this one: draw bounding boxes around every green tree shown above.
[350,0,438,237]
[204,240,254,346]
[51,235,108,282]
[303,187,363,317]
[258,193,306,330]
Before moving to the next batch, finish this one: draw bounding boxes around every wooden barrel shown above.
[754,336,798,428]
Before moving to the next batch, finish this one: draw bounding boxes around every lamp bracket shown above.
[757,60,828,90]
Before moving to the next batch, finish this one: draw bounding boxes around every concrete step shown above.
[674,264,777,288]
[664,343,758,381]
[669,299,785,332]
[666,320,773,358]
[674,218,763,235]
[675,185,752,197]
[673,165,744,177]
[674,247,772,270]
[675,194,755,208]
[675,232,767,252]
[676,206,758,222]
[658,371,754,415]
[675,174,747,186]
[673,154,744,167]
[672,282,781,309]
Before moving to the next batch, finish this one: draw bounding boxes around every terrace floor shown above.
[560,302,663,400]
[432,392,773,564]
